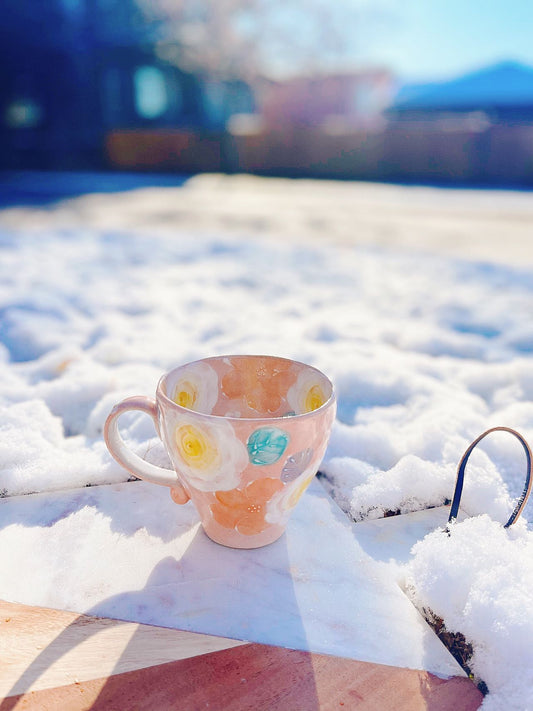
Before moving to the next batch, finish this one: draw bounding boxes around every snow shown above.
[1,173,533,708]
[405,515,533,710]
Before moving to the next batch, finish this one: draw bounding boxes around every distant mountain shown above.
[392,61,533,111]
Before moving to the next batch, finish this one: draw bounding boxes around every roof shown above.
[392,61,533,112]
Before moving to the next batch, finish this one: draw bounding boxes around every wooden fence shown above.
[106,123,533,185]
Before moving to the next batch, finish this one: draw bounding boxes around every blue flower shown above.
[247,427,290,466]
[281,448,313,482]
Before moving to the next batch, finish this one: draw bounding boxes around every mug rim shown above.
[156,354,336,422]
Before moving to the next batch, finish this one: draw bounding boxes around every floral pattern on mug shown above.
[247,426,290,465]
[265,468,316,526]
[221,356,296,414]
[281,447,314,483]
[211,477,284,535]
[173,416,247,491]
[171,361,219,414]
[287,369,328,414]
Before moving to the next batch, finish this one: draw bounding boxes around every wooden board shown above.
[0,600,483,711]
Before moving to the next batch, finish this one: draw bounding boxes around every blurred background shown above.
[2,0,533,186]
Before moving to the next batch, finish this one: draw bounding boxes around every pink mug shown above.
[104,355,336,548]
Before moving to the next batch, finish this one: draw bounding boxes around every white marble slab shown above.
[351,505,453,567]
[0,479,463,677]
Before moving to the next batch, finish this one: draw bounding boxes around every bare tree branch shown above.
[136,0,372,79]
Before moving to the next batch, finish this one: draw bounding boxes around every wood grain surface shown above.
[0,600,483,711]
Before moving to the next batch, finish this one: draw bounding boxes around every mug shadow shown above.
[1,528,323,710]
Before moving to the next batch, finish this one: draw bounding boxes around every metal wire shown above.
[447,426,532,529]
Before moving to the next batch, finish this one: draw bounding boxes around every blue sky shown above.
[357,0,533,82]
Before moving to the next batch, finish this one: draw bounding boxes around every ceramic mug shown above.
[104,355,336,548]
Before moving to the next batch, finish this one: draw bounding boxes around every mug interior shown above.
[161,355,333,419]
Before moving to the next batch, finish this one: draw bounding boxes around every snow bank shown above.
[405,515,533,710]
[1,187,533,709]
[1,227,532,523]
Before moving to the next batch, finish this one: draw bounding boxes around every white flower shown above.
[265,467,316,525]
[170,362,219,414]
[171,416,248,492]
[287,370,328,414]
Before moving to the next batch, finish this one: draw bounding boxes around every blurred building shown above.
[381,61,533,184]
[3,2,533,188]
[388,61,533,126]
[0,0,254,170]
[259,70,395,132]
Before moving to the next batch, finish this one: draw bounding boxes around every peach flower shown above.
[221,356,295,415]
[211,477,284,535]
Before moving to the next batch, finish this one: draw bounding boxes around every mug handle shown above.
[104,396,190,504]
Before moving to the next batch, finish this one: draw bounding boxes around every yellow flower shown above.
[175,424,219,471]
[174,380,198,409]
[265,467,316,525]
[287,371,328,414]
[286,472,315,508]
[170,362,219,414]
[170,416,248,492]
[304,384,326,413]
